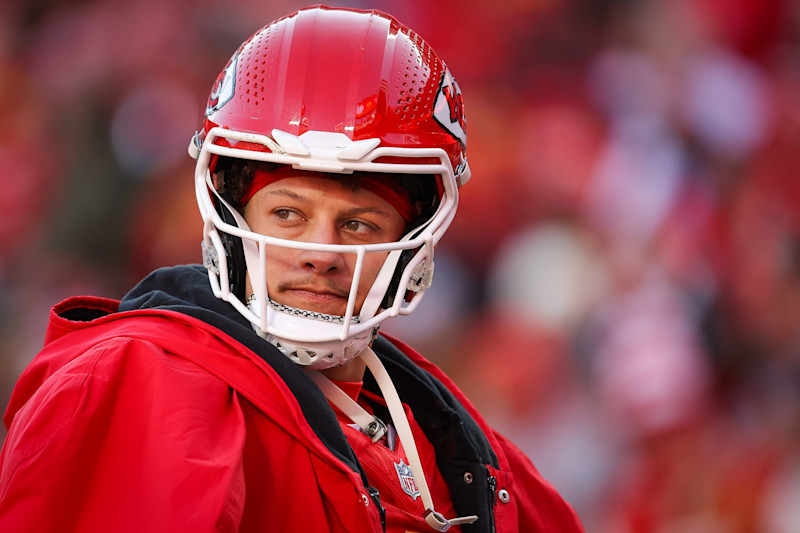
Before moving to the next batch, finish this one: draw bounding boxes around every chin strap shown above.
[308,348,478,531]
[303,369,388,443]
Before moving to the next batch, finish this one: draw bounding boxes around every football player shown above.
[0,6,583,532]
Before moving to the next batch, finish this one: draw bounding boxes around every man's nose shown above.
[296,223,347,274]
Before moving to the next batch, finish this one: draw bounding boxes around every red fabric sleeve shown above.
[0,336,247,533]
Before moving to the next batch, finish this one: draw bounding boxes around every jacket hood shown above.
[119,265,248,326]
[116,265,312,395]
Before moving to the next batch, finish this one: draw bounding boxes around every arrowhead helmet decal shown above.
[206,53,238,117]
[433,65,466,148]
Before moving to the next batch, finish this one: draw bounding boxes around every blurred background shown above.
[2,0,799,530]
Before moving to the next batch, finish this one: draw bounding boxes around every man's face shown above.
[242,173,407,317]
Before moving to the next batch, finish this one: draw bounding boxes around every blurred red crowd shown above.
[1,0,799,531]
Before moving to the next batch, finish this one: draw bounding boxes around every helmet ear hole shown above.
[215,198,247,301]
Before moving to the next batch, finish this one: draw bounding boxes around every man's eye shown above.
[274,209,297,221]
[343,220,372,233]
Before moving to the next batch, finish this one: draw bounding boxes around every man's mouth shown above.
[288,288,347,302]
[274,281,352,314]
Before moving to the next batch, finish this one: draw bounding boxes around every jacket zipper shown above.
[487,475,497,533]
[369,485,386,531]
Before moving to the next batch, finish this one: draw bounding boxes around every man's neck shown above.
[320,354,367,382]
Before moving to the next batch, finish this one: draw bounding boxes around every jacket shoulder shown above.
[0,333,248,532]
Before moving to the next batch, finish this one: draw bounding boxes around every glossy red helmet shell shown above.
[199,5,469,184]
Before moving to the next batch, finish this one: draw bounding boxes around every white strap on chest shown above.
[307,349,478,531]
[303,369,387,443]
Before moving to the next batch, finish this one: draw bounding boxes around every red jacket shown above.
[0,266,583,532]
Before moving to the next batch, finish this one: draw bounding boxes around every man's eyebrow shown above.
[262,189,396,218]
[262,188,307,202]
[344,206,394,218]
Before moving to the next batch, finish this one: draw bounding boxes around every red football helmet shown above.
[191,5,469,369]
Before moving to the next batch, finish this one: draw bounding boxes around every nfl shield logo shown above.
[394,459,420,500]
